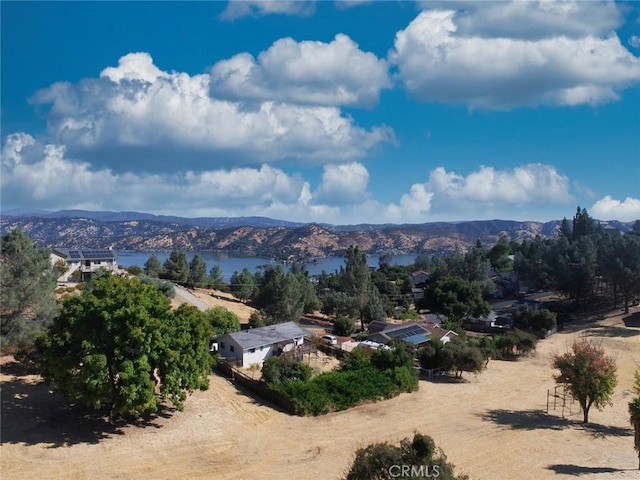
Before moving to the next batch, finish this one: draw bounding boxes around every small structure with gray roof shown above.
[216,321,308,367]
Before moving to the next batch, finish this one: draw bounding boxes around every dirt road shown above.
[2,308,639,480]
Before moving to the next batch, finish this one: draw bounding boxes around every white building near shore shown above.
[51,248,119,282]
[216,322,308,368]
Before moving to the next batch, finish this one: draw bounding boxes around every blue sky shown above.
[2,0,639,224]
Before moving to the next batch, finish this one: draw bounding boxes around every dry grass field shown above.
[2,298,639,480]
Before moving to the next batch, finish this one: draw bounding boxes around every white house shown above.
[216,322,308,368]
[51,248,119,282]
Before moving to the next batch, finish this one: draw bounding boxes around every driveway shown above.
[173,284,211,312]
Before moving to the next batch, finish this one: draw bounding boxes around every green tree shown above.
[334,316,355,336]
[572,206,595,240]
[512,306,557,337]
[254,265,308,324]
[419,276,490,325]
[342,246,377,329]
[488,237,512,271]
[600,233,640,313]
[37,274,212,419]
[208,265,225,290]
[496,329,538,358]
[229,268,255,303]
[144,254,163,278]
[1,228,57,349]
[188,254,207,288]
[345,432,467,480]
[629,369,640,470]
[163,249,189,283]
[552,338,617,423]
[203,306,240,336]
[441,337,485,378]
[156,303,213,410]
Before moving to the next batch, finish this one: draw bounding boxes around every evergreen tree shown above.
[229,268,255,302]
[144,254,163,278]
[208,265,225,290]
[188,254,207,287]
[163,249,189,283]
[1,229,57,348]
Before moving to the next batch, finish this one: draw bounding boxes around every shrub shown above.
[262,356,312,384]
[333,316,356,336]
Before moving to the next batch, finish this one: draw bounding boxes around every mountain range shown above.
[1,209,633,260]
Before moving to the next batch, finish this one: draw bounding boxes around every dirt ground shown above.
[2,304,639,480]
[175,287,257,323]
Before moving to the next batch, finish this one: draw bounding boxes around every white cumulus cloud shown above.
[420,1,623,40]
[220,0,315,21]
[30,52,393,171]
[312,162,370,206]
[1,134,313,216]
[590,196,640,222]
[210,34,391,107]
[387,164,573,222]
[390,8,640,109]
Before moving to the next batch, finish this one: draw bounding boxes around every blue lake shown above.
[116,251,418,283]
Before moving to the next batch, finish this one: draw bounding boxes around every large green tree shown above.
[253,265,310,324]
[208,265,225,290]
[552,338,617,424]
[342,246,384,329]
[203,306,240,336]
[144,254,163,278]
[419,276,490,325]
[163,249,189,283]
[188,254,207,288]
[229,267,255,302]
[1,228,57,348]
[37,274,212,419]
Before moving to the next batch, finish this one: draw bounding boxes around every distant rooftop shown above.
[227,321,309,349]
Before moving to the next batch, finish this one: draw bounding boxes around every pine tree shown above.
[1,229,57,348]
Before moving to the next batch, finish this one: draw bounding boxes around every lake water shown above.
[116,251,418,283]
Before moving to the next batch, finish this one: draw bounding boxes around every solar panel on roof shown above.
[389,325,427,339]
[81,250,116,259]
[68,250,81,259]
[404,333,430,344]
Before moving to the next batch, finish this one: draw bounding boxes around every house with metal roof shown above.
[51,248,119,282]
[216,321,309,367]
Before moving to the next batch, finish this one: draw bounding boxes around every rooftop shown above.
[226,321,309,349]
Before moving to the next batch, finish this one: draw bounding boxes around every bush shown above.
[272,345,418,416]
[262,356,312,384]
[346,432,468,480]
[513,306,557,337]
[333,316,355,336]
[496,329,538,358]
[138,275,175,298]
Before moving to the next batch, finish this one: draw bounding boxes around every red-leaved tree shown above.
[552,337,617,424]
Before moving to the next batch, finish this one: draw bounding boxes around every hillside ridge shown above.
[1,210,632,259]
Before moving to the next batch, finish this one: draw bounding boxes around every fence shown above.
[546,384,575,418]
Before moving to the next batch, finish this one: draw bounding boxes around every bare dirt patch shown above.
[183,287,257,323]
[2,306,639,480]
